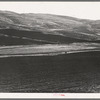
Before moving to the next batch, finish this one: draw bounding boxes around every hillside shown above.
[0,10,100,45]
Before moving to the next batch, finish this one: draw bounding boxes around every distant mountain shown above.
[0,10,100,45]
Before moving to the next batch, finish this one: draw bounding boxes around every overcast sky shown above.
[0,2,100,20]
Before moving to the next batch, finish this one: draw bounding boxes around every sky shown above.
[0,2,100,20]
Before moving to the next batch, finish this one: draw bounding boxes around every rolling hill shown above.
[0,10,100,45]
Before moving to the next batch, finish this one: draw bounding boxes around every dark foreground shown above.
[0,51,100,93]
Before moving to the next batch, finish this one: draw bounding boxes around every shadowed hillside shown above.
[0,29,91,46]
